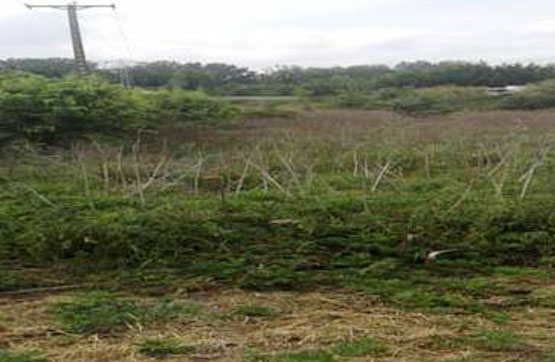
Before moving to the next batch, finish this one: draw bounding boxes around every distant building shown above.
[487,85,526,96]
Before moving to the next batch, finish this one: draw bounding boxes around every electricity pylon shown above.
[26,2,115,76]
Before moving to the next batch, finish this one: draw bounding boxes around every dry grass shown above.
[166,109,555,144]
[2,287,555,362]
[40,108,555,202]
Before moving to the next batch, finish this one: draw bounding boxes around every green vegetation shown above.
[390,86,495,115]
[332,337,388,357]
[422,335,469,350]
[545,351,555,362]
[4,69,555,152]
[471,330,527,352]
[269,349,336,362]
[252,337,388,361]
[422,330,530,353]
[49,293,197,334]
[529,286,555,307]
[323,86,497,115]
[501,79,555,110]
[0,72,144,145]
[0,71,236,146]
[0,271,19,292]
[0,58,79,78]
[0,350,48,362]
[135,337,195,357]
[3,81,555,299]
[3,70,555,362]
[4,58,555,96]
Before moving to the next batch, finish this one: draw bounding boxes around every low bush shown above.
[390,86,493,116]
[49,293,196,334]
[471,330,527,352]
[0,72,237,147]
[135,337,195,357]
[331,92,375,108]
[320,87,495,115]
[0,72,147,145]
[153,89,237,126]
[501,79,555,110]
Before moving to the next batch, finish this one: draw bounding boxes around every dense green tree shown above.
[0,58,95,78]
[4,58,555,96]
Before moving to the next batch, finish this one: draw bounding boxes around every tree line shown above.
[2,58,555,96]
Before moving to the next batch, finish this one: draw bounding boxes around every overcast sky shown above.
[2,0,555,69]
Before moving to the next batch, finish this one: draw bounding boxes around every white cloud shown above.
[523,20,555,35]
[3,0,555,67]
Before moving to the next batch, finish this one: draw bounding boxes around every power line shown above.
[111,5,133,87]
[25,1,115,76]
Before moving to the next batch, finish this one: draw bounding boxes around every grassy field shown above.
[3,107,555,361]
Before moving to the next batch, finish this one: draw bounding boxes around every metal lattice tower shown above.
[26,2,115,76]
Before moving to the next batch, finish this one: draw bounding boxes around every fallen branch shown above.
[251,163,288,195]
[18,183,58,209]
[140,155,168,193]
[235,155,252,195]
[519,147,550,200]
[371,160,391,192]
[447,181,474,214]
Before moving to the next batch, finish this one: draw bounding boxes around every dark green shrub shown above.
[0,72,147,145]
[391,86,491,116]
[153,89,237,126]
[0,72,237,146]
[332,92,373,108]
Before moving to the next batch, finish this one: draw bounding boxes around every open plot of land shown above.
[4,108,555,361]
[2,274,555,362]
